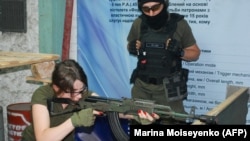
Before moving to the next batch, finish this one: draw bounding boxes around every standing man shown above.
[127,0,200,124]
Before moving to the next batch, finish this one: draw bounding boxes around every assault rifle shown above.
[47,96,217,141]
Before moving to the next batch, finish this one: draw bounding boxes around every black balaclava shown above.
[138,0,169,30]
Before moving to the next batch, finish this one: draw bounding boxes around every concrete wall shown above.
[0,0,39,140]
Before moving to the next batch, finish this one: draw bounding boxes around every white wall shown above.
[0,0,39,140]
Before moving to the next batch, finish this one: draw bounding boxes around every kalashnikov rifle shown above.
[47,96,217,141]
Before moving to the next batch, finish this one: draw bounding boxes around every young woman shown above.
[22,59,158,141]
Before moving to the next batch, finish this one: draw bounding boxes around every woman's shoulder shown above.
[34,85,53,94]
[31,85,54,105]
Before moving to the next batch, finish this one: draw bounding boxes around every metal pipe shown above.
[62,0,74,60]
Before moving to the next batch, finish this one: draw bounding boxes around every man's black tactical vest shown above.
[132,13,184,85]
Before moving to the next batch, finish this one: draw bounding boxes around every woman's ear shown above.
[52,84,60,93]
[52,84,65,97]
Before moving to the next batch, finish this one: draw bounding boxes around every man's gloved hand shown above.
[166,38,184,57]
[71,108,95,127]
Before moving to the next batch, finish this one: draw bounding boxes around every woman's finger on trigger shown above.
[151,113,160,119]
[93,110,103,116]
[144,112,154,121]
[138,110,146,118]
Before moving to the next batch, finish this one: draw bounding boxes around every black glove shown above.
[128,39,137,55]
[167,39,184,57]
